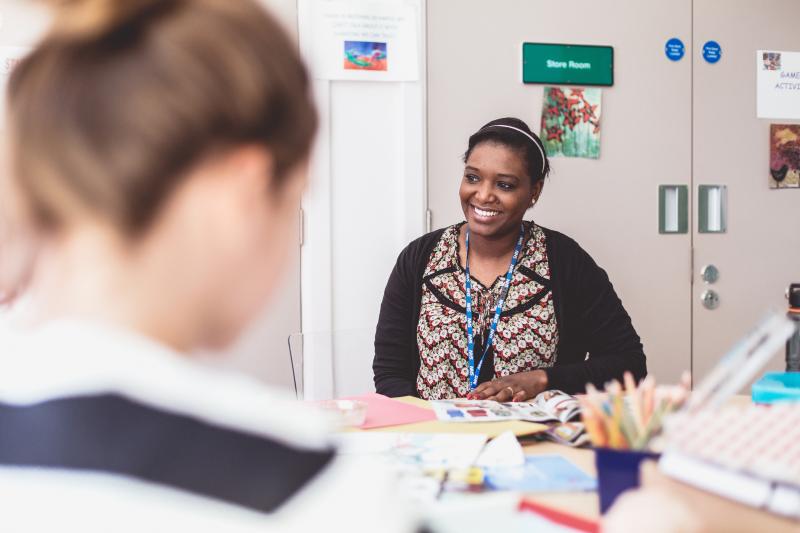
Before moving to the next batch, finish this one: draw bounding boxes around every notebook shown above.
[660,403,800,520]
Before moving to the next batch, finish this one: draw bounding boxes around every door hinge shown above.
[425,209,432,233]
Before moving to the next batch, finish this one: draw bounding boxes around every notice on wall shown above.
[521,43,614,86]
[305,1,419,82]
[540,86,602,159]
[757,50,800,119]
[702,41,722,64]
[770,124,800,189]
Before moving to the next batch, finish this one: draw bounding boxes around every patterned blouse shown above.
[415,221,559,400]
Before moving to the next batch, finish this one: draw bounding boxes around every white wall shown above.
[299,0,427,399]
[0,1,47,45]
[260,0,299,36]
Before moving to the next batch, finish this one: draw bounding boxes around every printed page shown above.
[532,390,582,423]
[431,391,581,424]
[501,402,558,423]
[431,399,519,422]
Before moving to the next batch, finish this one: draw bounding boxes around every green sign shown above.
[522,43,614,86]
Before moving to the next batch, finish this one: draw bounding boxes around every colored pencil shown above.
[579,375,689,451]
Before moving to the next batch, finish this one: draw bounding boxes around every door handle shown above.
[698,185,727,233]
[701,289,720,310]
[658,185,688,234]
[701,264,719,284]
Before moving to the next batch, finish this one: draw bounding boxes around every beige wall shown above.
[426,0,693,383]
[691,0,800,380]
[5,0,796,390]
[427,0,800,386]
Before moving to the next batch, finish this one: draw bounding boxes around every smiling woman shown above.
[373,117,646,401]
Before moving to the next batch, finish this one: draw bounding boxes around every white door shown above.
[691,0,800,382]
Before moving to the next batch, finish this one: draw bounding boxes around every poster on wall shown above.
[305,0,419,82]
[540,86,602,159]
[757,50,800,119]
[770,124,800,189]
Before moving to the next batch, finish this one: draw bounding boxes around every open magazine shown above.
[431,390,581,424]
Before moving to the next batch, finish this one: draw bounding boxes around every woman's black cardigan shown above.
[372,226,646,397]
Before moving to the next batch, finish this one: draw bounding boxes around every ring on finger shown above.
[505,386,514,397]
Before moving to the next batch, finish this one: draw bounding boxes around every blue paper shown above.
[484,455,597,492]
[665,38,685,61]
[702,41,722,64]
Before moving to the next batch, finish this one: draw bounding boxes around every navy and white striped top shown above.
[0,317,415,532]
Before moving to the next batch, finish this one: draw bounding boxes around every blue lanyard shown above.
[464,223,525,390]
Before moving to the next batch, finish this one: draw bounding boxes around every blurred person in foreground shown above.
[0,0,414,531]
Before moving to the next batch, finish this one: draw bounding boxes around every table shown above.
[520,441,598,520]
[367,395,789,528]
[374,396,601,520]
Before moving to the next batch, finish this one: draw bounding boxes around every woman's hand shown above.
[466,369,548,402]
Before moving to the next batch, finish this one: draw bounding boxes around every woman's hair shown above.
[6,0,317,235]
[463,117,550,186]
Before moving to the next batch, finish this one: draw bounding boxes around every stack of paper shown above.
[333,432,489,501]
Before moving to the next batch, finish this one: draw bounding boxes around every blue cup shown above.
[594,447,660,513]
[752,372,800,404]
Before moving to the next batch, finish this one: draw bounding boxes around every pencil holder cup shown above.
[594,447,660,514]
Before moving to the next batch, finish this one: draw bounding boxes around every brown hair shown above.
[6,0,317,235]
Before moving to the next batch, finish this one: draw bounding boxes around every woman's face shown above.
[459,142,542,240]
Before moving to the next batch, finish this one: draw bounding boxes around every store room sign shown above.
[522,43,614,86]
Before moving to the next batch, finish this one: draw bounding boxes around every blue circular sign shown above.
[702,40,722,64]
[665,38,685,61]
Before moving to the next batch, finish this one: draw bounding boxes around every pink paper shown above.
[340,393,436,429]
